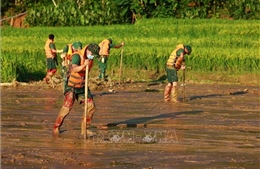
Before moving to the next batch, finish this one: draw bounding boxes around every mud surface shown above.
[1,81,260,169]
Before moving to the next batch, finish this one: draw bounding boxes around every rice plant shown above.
[1,19,259,82]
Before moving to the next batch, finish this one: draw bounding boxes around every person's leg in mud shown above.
[53,89,76,135]
[44,69,56,84]
[164,83,172,101]
[164,67,179,102]
[164,67,174,101]
[79,88,96,136]
[170,81,180,103]
[44,58,56,84]
[98,56,108,80]
[170,68,179,103]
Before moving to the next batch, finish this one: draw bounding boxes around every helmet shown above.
[185,45,192,54]
[88,43,100,58]
[108,38,113,44]
[72,41,82,50]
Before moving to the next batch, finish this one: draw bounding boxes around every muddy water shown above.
[1,82,260,169]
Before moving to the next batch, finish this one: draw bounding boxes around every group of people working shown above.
[44,34,192,136]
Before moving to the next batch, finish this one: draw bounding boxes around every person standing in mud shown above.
[98,38,124,80]
[164,44,192,103]
[53,41,100,136]
[44,34,62,84]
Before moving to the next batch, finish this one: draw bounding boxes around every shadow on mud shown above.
[106,110,203,128]
[189,90,248,101]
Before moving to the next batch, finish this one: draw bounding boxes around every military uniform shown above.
[53,42,100,136]
[44,34,58,84]
[164,44,192,102]
[98,38,124,80]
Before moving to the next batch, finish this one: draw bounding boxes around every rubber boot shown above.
[164,85,172,101]
[81,110,96,136]
[171,86,180,103]
[43,75,51,84]
[53,107,70,135]
[101,73,106,81]
[81,123,96,137]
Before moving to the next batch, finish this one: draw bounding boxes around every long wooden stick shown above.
[119,47,124,84]
[182,69,186,103]
[83,65,89,140]
[51,0,57,7]
[63,57,68,93]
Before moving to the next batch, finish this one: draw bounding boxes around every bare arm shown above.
[71,60,89,73]
[51,49,63,53]
[113,42,124,49]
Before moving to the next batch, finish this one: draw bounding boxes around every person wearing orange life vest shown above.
[44,34,62,84]
[60,43,74,91]
[98,38,124,80]
[60,43,74,67]
[164,44,192,103]
[53,41,100,136]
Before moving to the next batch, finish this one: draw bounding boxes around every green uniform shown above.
[64,54,92,99]
[46,43,57,70]
[166,49,185,83]
[98,43,115,79]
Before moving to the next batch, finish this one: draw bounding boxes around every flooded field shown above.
[1,81,260,169]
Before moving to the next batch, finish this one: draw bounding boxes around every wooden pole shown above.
[63,56,68,93]
[83,65,89,140]
[119,47,124,84]
[51,0,57,7]
[182,69,186,103]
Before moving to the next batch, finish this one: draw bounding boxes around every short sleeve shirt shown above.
[109,44,114,48]
[62,45,69,53]
[50,43,56,50]
[71,54,81,65]
[176,49,184,57]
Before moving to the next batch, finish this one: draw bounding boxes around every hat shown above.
[185,45,192,54]
[88,43,100,58]
[108,38,113,44]
[72,41,82,50]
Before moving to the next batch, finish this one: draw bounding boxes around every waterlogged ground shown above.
[1,81,260,169]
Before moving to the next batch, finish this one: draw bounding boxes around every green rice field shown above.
[1,19,259,84]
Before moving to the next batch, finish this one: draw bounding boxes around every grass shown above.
[1,18,259,85]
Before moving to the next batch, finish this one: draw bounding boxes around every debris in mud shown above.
[229,88,248,95]
[0,79,27,87]
[20,122,26,126]
[89,77,115,91]
[96,125,108,130]
[144,88,160,92]
[108,89,115,93]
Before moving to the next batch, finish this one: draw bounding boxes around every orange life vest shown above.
[44,39,56,58]
[98,39,110,56]
[166,44,185,70]
[66,44,73,61]
[81,45,88,58]
[68,51,93,88]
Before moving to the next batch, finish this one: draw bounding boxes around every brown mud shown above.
[1,80,260,169]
